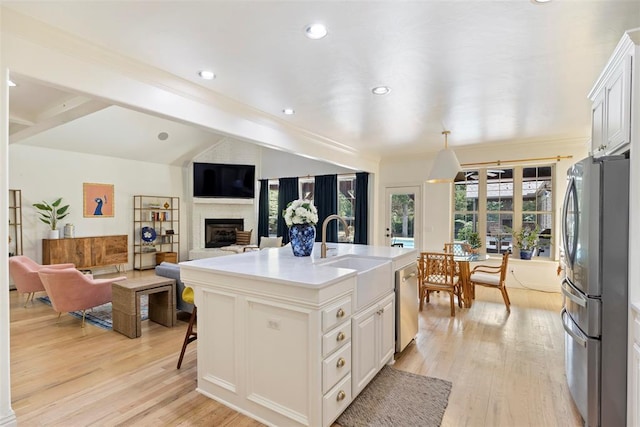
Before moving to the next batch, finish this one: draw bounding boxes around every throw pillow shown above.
[235,229,252,245]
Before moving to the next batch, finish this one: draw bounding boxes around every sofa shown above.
[155,262,194,314]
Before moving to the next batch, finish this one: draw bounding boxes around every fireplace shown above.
[205,219,244,248]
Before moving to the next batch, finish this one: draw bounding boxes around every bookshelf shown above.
[133,195,180,270]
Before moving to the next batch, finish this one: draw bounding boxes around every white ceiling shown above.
[5,1,640,165]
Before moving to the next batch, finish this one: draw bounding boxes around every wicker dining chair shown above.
[417,252,462,316]
[469,251,511,312]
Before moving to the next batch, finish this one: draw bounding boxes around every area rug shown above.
[37,295,148,330]
[336,366,452,427]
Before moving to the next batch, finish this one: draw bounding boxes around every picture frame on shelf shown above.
[83,183,115,217]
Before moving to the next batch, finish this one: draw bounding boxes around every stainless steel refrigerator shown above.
[561,155,629,427]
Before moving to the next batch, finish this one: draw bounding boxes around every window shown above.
[453,165,555,259]
[266,175,359,241]
[486,169,514,254]
[338,175,356,243]
[522,166,553,258]
[300,177,314,201]
[453,171,479,242]
[268,180,279,236]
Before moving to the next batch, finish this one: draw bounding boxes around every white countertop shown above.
[180,242,417,288]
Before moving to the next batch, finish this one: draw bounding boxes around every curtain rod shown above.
[460,155,573,168]
[261,172,361,181]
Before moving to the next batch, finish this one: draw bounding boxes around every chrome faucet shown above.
[321,214,350,258]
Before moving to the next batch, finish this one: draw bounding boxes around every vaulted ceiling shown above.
[5,1,640,165]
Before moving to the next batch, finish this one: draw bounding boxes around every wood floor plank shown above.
[9,270,582,426]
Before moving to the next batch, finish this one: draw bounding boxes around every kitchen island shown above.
[180,242,416,427]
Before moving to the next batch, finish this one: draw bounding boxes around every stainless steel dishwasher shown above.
[395,263,419,353]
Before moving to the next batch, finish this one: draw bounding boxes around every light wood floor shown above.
[9,270,582,426]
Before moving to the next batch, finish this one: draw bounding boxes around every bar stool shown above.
[177,286,197,369]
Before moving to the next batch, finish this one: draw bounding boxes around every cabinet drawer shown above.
[322,297,352,332]
[323,343,351,394]
[323,374,351,427]
[323,321,351,357]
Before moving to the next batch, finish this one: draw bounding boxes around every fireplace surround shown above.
[205,219,244,248]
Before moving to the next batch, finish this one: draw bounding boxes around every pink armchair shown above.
[38,267,126,327]
[8,256,75,307]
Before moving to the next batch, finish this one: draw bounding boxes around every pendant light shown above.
[426,130,461,183]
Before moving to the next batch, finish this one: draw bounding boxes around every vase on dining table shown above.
[289,224,316,257]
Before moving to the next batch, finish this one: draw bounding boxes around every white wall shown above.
[9,144,186,267]
[260,148,356,179]
[377,138,589,291]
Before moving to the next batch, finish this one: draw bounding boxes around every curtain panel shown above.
[314,174,338,242]
[277,177,299,245]
[354,172,369,244]
[257,179,270,245]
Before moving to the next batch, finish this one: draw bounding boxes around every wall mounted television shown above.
[193,162,256,199]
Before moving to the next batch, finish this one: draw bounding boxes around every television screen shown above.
[193,162,256,198]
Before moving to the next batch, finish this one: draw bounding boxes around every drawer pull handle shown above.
[336,332,346,342]
[336,308,345,318]
[336,357,346,368]
[336,390,346,402]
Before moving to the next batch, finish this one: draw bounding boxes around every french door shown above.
[384,186,421,249]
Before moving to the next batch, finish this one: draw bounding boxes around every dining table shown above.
[453,253,490,308]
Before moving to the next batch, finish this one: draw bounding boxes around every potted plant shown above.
[511,225,540,260]
[33,198,70,239]
[466,231,482,253]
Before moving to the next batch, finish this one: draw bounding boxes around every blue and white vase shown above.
[289,224,316,257]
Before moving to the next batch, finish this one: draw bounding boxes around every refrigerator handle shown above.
[561,279,586,307]
[561,308,587,348]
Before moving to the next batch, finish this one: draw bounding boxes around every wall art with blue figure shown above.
[83,183,115,217]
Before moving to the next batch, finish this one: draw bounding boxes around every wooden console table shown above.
[111,276,177,338]
[42,235,128,270]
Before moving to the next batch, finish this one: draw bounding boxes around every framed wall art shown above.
[83,183,114,217]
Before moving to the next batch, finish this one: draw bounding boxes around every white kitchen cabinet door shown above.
[378,294,396,367]
[591,90,606,156]
[604,54,632,153]
[631,342,640,427]
[351,303,378,396]
[351,292,396,398]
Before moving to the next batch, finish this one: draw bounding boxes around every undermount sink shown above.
[319,256,393,310]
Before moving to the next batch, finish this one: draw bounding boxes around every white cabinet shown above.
[182,262,357,427]
[590,41,633,157]
[351,292,395,397]
[631,305,640,427]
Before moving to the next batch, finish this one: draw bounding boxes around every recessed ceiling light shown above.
[305,23,328,40]
[8,80,16,87]
[531,0,552,3]
[372,86,391,95]
[282,108,295,115]
[198,70,215,80]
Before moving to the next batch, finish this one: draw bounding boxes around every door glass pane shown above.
[390,193,415,248]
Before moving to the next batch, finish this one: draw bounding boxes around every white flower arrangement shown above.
[283,199,319,227]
